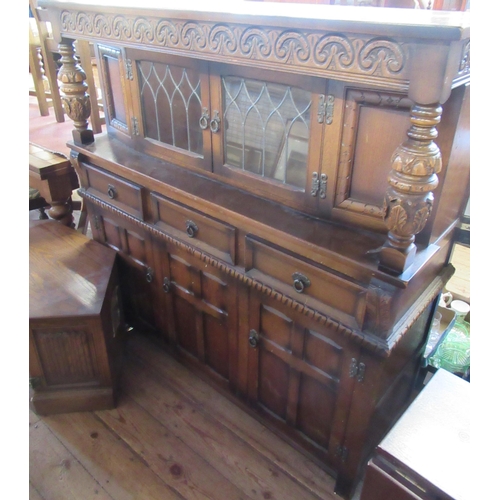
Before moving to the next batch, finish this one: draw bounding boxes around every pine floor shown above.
[28,97,348,500]
[29,94,469,500]
[30,332,345,500]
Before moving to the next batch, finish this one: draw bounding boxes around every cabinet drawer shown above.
[245,236,366,329]
[81,162,145,219]
[151,193,236,265]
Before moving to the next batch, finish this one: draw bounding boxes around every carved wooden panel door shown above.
[89,206,161,334]
[157,239,239,388]
[247,291,360,468]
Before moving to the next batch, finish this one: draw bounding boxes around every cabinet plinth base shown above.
[30,387,115,416]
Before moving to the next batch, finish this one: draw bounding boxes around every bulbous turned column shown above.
[57,39,94,145]
[379,104,442,274]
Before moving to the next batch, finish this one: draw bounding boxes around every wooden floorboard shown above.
[29,332,344,500]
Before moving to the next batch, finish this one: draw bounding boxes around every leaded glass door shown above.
[210,64,328,214]
[127,49,213,172]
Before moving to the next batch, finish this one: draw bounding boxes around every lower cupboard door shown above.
[161,246,238,387]
[247,292,359,467]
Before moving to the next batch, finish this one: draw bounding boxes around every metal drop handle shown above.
[199,108,209,130]
[249,329,259,348]
[145,267,154,283]
[163,277,171,293]
[107,184,117,199]
[210,111,221,133]
[186,220,198,238]
[292,272,310,294]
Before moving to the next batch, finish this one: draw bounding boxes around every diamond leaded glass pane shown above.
[138,60,203,156]
[223,77,311,190]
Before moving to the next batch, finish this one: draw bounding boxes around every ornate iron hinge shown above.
[93,215,101,231]
[336,445,349,463]
[125,59,133,80]
[349,358,366,383]
[131,117,139,136]
[317,95,334,124]
[311,172,328,198]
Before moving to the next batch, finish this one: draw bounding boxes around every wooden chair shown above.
[29,0,65,122]
[29,1,104,132]
[75,40,104,134]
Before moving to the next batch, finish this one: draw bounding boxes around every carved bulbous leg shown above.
[379,104,442,274]
[57,39,94,145]
[47,198,74,227]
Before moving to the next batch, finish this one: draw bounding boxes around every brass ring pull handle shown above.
[249,329,259,348]
[145,267,154,283]
[186,220,198,238]
[292,272,311,294]
[163,277,171,293]
[199,108,209,130]
[210,111,221,133]
[107,184,117,199]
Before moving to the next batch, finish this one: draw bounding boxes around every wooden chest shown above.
[29,219,124,415]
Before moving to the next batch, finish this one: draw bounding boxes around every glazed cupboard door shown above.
[210,63,334,215]
[125,48,213,172]
[157,239,239,389]
[247,291,359,468]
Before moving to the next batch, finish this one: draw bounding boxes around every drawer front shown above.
[151,193,236,265]
[245,236,366,329]
[82,162,145,219]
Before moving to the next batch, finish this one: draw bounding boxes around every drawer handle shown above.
[107,184,117,199]
[186,220,198,238]
[145,267,154,283]
[163,277,171,293]
[199,108,209,130]
[249,329,259,348]
[292,272,310,293]
[210,111,221,133]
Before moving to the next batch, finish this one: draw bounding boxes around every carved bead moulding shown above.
[79,188,446,356]
[60,10,411,84]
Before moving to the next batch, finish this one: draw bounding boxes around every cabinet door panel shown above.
[248,293,359,465]
[161,243,237,386]
[95,44,132,137]
[211,63,327,215]
[90,206,159,333]
[126,49,213,172]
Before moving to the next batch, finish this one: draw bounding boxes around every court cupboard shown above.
[37,0,470,496]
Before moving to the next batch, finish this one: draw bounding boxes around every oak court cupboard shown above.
[36,0,470,497]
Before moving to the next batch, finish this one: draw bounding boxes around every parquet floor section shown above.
[29,332,345,500]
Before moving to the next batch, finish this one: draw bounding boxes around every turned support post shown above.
[57,38,94,145]
[379,103,442,274]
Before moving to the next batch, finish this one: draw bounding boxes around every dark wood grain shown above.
[37,2,469,497]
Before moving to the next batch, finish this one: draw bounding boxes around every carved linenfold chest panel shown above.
[40,1,469,497]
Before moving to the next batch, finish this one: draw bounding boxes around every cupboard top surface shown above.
[39,0,470,38]
[29,219,117,319]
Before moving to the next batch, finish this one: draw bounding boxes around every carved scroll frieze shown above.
[60,10,409,82]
